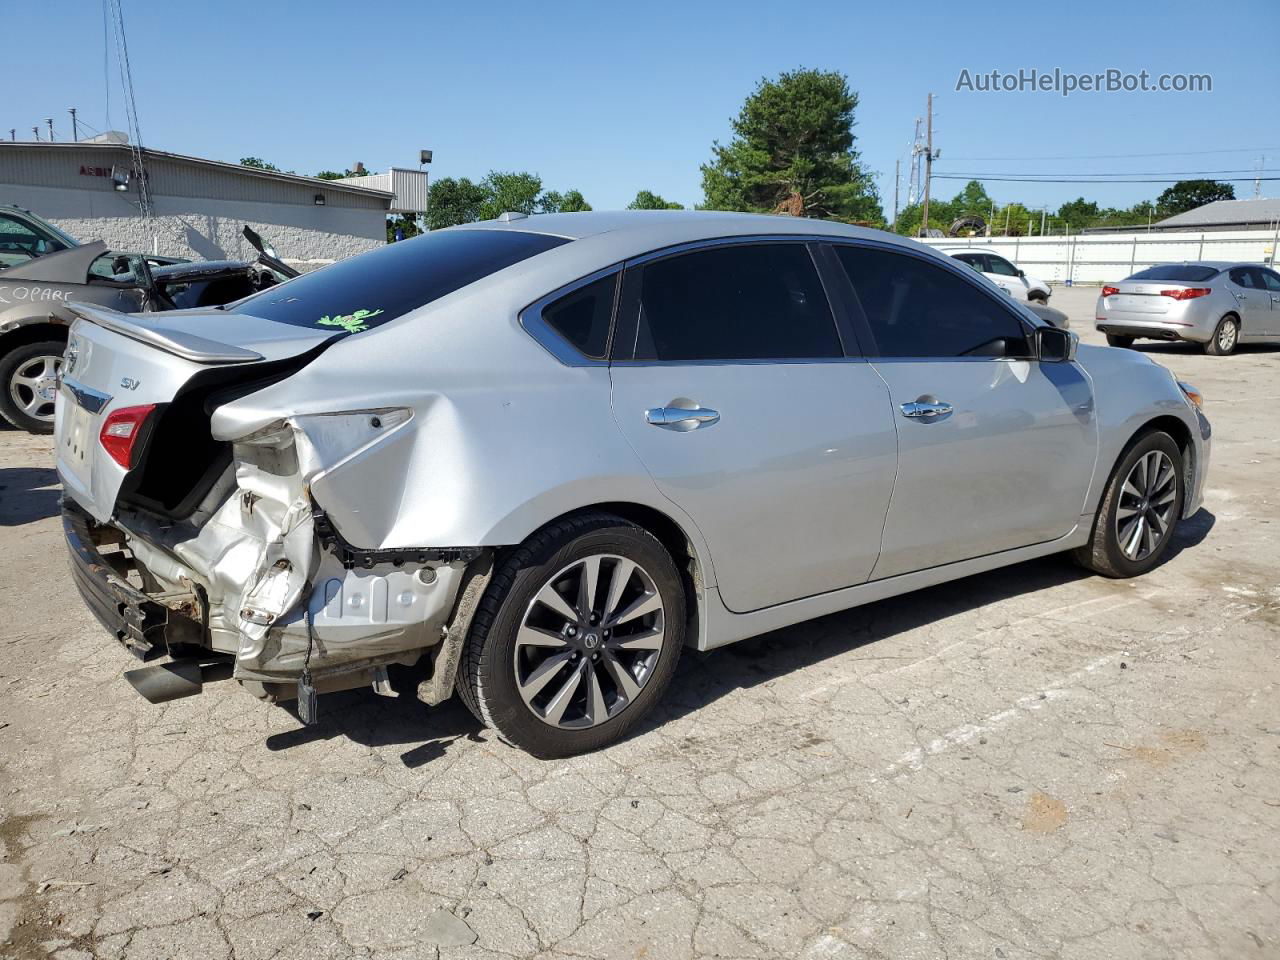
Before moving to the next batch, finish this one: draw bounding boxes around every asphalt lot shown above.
[1,284,1277,960]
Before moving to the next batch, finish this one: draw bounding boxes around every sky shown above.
[6,0,1279,219]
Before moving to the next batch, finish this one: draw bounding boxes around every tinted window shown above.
[631,244,841,361]
[542,274,617,359]
[835,245,1030,358]
[987,256,1019,277]
[1129,264,1220,282]
[228,229,568,332]
[1228,268,1258,289]
[1261,269,1280,293]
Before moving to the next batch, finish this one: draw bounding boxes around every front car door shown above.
[830,242,1098,580]
[985,254,1030,301]
[608,239,898,613]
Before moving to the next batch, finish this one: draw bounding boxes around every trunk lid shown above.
[1105,280,1183,315]
[56,302,337,523]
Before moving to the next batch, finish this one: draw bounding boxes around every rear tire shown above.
[457,513,685,759]
[0,339,66,434]
[1072,431,1184,579]
[1203,315,1238,356]
[1105,334,1135,349]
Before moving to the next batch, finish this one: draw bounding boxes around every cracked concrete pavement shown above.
[1,285,1277,959]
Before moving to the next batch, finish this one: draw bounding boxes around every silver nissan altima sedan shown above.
[54,211,1210,758]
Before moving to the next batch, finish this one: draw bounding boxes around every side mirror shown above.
[1037,326,1077,363]
[1017,268,1026,278]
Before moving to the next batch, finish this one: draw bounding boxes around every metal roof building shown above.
[0,141,412,263]
[1150,197,1280,233]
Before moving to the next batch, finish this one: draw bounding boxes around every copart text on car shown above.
[55,211,1211,758]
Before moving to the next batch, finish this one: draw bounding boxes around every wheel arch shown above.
[0,319,69,352]
[522,501,711,650]
[1099,414,1196,518]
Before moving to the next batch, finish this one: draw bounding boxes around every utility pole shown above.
[1040,206,1047,236]
[920,93,935,237]
[32,126,40,141]
[1256,155,1266,199]
[8,130,14,142]
[69,108,78,142]
[892,158,900,232]
[45,118,55,142]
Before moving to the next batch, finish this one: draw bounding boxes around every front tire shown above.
[0,340,66,433]
[1204,315,1239,356]
[457,514,685,758]
[1106,334,1135,349]
[1073,431,1184,578]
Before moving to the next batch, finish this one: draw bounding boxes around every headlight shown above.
[1177,381,1203,409]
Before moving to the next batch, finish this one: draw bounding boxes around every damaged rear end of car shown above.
[57,305,489,716]
[54,226,576,718]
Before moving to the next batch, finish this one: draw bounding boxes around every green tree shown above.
[426,176,488,230]
[1056,197,1100,227]
[701,68,881,223]
[628,190,684,210]
[1156,179,1235,217]
[478,171,544,220]
[541,189,592,213]
[240,157,280,171]
[387,214,425,243]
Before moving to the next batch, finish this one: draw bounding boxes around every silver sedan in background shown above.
[1095,261,1280,355]
[55,212,1210,757]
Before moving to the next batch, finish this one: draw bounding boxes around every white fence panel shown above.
[923,228,1280,285]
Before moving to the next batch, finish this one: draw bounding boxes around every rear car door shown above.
[831,242,1098,580]
[608,239,898,613]
[1259,268,1280,335]
[1226,267,1269,336]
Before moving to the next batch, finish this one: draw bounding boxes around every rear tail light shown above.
[1160,287,1211,300]
[99,404,156,469]
[1101,286,1120,297]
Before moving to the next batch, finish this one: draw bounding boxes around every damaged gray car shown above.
[1,208,295,432]
[56,212,1210,758]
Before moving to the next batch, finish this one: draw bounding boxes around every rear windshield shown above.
[1129,264,1221,282]
[227,228,569,332]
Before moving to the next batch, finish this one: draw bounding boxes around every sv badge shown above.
[120,377,141,391]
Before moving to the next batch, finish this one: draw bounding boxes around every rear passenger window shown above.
[631,244,841,361]
[835,245,1030,358]
[543,274,616,359]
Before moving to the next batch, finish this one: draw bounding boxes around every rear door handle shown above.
[900,400,953,419]
[646,405,720,430]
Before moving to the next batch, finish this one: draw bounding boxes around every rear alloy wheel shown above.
[457,514,685,758]
[1106,334,1135,349]
[0,340,65,433]
[1073,431,1184,578]
[1204,316,1238,356]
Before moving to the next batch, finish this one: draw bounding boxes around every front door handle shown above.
[900,400,953,419]
[646,405,720,430]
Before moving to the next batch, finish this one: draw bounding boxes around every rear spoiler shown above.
[64,302,264,364]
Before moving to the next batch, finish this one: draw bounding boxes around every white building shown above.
[0,140,425,263]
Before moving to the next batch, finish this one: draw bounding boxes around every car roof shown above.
[452,209,899,245]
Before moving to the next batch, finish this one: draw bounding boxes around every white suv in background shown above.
[949,250,1051,303]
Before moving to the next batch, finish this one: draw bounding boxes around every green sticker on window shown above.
[317,308,384,333]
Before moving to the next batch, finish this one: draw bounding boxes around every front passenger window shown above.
[835,245,1031,358]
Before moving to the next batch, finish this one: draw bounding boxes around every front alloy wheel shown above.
[1114,450,1178,562]
[1073,430,1184,578]
[0,341,66,433]
[457,513,685,758]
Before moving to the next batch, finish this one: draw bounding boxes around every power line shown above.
[933,174,1280,184]
[939,168,1280,179]
[942,146,1280,162]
